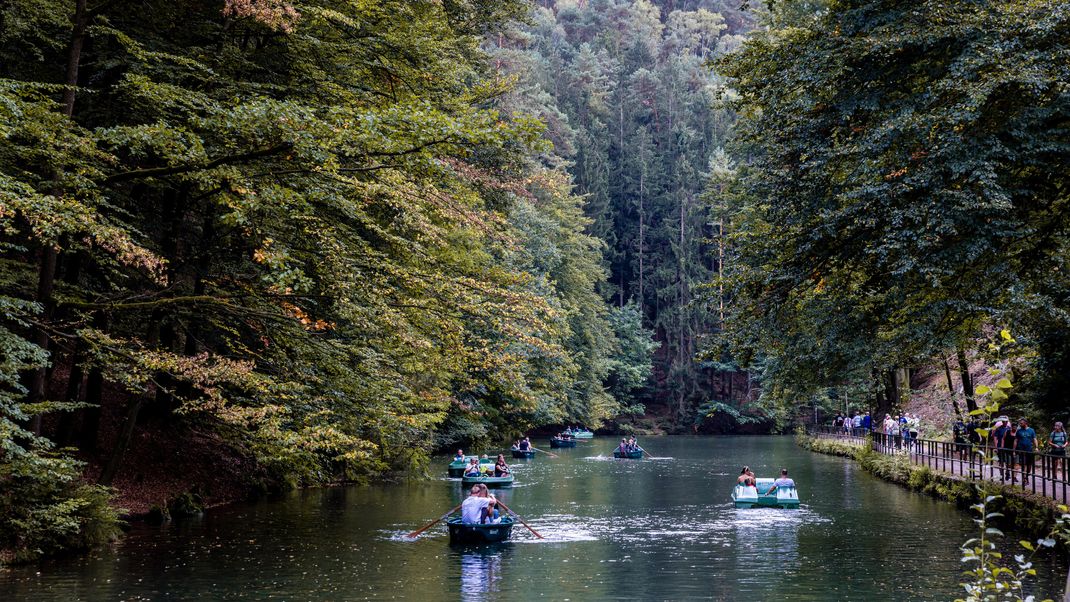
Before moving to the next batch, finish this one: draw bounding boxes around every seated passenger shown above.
[464,458,482,477]
[737,466,756,487]
[454,449,465,462]
[617,439,628,454]
[518,438,530,451]
[767,469,795,494]
[461,484,496,524]
[494,454,510,477]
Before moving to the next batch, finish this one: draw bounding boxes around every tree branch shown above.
[103,142,294,183]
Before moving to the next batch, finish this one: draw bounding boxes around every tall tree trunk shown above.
[943,358,963,418]
[957,347,977,412]
[26,247,58,434]
[638,170,645,315]
[78,311,108,453]
[98,311,160,486]
[28,0,90,433]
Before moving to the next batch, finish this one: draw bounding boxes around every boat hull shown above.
[565,430,594,439]
[447,518,514,544]
[461,474,514,488]
[612,450,643,459]
[510,449,536,459]
[731,481,800,509]
[549,437,576,448]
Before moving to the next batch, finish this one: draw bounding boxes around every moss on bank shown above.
[796,434,1062,538]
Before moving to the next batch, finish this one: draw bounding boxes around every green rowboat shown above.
[447,517,514,544]
[731,478,800,509]
[564,428,594,439]
[448,456,494,478]
[461,473,514,488]
[510,448,536,459]
[612,449,643,459]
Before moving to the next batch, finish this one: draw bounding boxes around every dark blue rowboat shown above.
[511,448,536,459]
[549,436,576,448]
[612,449,643,459]
[447,517,515,544]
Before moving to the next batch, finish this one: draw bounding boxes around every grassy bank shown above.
[796,433,1062,538]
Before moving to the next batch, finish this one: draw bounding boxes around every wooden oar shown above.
[532,447,558,458]
[494,499,544,539]
[406,502,463,539]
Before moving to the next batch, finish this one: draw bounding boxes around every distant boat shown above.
[731,478,800,509]
[510,447,536,459]
[461,473,514,488]
[549,435,576,448]
[447,517,514,544]
[448,456,494,478]
[564,428,594,439]
[612,449,643,459]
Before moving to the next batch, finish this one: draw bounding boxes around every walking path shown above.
[808,427,1070,505]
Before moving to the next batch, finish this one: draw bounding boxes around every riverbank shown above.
[796,432,1064,538]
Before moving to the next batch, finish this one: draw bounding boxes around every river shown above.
[2,436,1065,600]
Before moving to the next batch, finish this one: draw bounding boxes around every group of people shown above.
[736,466,795,493]
[616,437,641,454]
[513,437,532,451]
[833,412,872,435]
[459,453,512,479]
[966,417,1066,485]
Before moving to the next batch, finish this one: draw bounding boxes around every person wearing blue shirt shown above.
[454,449,465,462]
[1014,418,1037,486]
[861,412,872,432]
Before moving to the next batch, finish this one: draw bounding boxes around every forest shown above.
[2,0,1069,564]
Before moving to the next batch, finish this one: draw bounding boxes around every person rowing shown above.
[461,483,498,524]
[518,437,531,451]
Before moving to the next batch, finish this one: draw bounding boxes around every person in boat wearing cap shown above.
[1014,418,1038,486]
[992,415,1014,482]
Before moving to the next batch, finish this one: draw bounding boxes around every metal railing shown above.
[806,426,1070,504]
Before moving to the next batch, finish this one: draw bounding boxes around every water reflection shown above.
[455,546,509,601]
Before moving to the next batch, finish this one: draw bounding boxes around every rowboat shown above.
[447,517,514,544]
[510,448,536,459]
[549,436,576,448]
[612,449,643,459]
[731,478,800,509]
[461,473,514,488]
[448,456,494,478]
[564,428,594,439]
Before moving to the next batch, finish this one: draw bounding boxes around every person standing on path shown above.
[992,416,1014,482]
[1014,418,1037,486]
[1049,422,1067,480]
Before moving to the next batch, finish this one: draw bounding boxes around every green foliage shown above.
[2,0,664,560]
[0,298,121,562]
[716,0,1070,416]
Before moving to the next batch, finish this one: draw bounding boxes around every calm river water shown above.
[2,436,1066,601]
